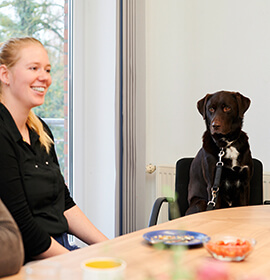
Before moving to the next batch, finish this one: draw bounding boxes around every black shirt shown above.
[0,103,75,262]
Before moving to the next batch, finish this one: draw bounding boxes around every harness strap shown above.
[207,148,224,210]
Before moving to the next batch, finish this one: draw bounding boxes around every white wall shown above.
[138,0,270,229]
[73,0,116,239]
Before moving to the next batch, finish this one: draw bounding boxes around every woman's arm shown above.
[64,205,109,245]
[44,123,108,245]
[33,237,69,260]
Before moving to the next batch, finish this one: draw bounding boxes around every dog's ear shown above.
[234,92,251,118]
[197,94,212,119]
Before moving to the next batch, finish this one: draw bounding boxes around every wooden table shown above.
[3,205,270,279]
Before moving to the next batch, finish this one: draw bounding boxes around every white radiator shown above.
[155,165,176,224]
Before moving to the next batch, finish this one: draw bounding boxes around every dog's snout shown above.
[212,120,221,129]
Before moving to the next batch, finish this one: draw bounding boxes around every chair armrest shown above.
[148,197,170,227]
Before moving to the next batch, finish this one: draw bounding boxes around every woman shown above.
[0,37,108,263]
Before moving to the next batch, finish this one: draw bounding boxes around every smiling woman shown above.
[0,37,108,263]
[0,0,70,182]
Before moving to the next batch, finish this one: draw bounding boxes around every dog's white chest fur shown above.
[225,146,239,167]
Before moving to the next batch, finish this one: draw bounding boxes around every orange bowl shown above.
[203,235,256,261]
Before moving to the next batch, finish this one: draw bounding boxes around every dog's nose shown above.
[212,120,221,129]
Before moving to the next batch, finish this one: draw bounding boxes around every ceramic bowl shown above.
[203,235,256,261]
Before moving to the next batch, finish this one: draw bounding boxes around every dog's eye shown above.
[209,107,215,113]
[223,106,231,113]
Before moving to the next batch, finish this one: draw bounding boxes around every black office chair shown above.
[148,158,264,227]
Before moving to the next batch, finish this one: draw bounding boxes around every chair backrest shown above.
[249,158,263,205]
[171,157,263,219]
[171,158,193,218]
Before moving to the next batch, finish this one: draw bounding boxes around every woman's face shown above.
[7,44,52,110]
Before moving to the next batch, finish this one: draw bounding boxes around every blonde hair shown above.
[0,37,53,153]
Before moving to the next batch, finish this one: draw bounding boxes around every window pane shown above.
[0,0,70,185]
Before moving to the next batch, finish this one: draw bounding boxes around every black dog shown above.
[186,91,253,215]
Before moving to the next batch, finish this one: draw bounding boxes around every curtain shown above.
[116,0,137,235]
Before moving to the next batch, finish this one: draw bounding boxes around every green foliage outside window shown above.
[0,0,66,172]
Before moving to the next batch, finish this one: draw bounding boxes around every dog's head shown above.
[197,91,250,140]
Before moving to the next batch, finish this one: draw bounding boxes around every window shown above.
[1,0,117,239]
[0,0,72,189]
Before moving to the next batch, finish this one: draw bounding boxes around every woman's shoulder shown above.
[0,104,21,143]
[0,121,13,141]
[0,119,20,156]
